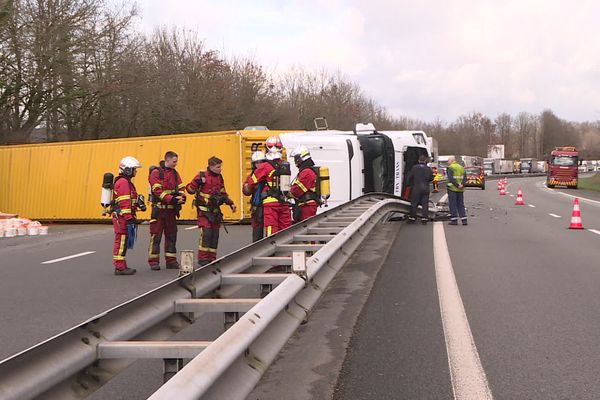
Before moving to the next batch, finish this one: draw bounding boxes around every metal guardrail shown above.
[0,194,423,400]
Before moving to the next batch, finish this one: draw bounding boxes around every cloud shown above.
[133,0,600,122]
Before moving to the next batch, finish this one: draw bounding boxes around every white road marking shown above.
[588,229,600,236]
[185,226,199,230]
[549,213,562,218]
[528,204,536,208]
[42,251,96,265]
[433,222,493,400]
[509,194,514,197]
[440,193,448,203]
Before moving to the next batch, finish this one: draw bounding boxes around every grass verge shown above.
[578,173,600,191]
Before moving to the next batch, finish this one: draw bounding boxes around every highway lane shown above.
[6,177,600,399]
[332,176,600,400]
[0,222,252,360]
[452,176,600,399]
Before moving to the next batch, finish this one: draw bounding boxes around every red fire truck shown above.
[547,147,578,188]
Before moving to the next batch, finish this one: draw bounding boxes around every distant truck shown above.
[461,155,483,167]
[547,146,578,188]
[499,160,513,174]
[483,158,500,175]
[520,158,544,173]
[484,158,514,175]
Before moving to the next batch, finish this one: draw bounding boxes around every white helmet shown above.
[251,150,266,163]
[119,156,141,176]
[265,136,283,159]
[292,145,311,163]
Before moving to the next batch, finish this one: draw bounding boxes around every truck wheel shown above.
[481,184,485,190]
[547,183,555,188]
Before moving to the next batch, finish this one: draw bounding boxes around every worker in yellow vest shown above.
[446,156,468,225]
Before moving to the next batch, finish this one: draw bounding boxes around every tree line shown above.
[1,0,599,159]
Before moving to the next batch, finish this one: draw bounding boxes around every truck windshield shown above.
[551,156,577,166]
[465,167,481,175]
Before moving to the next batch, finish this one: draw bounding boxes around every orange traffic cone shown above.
[497,181,502,190]
[499,184,506,196]
[515,187,525,205]
[569,198,584,229]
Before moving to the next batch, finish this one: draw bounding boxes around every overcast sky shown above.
[133,0,600,123]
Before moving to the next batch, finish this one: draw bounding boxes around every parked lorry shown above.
[461,155,483,167]
[499,160,513,174]
[280,124,430,211]
[483,158,500,175]
[520,158,543,173]
[547,146,578,188]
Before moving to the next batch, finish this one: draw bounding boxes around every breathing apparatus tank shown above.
[276,160,292,195]
[101,172,115,215]
[314,166,330,205]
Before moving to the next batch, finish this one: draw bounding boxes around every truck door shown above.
[401,147,429,199]
[357,134,394,194]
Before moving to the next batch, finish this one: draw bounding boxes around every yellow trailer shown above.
[0,130,292,221]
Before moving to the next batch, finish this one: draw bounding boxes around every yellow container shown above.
[0,130,296,221]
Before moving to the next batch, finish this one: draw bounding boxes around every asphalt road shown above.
[0,222,252,360]
[5,176,600,399]
[333,176,600,400]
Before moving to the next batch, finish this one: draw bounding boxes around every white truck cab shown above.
[280,124,430,212]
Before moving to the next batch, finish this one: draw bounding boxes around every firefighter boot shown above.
[197,260,211,268]
[166,262,180,270]
[115,268,137,275]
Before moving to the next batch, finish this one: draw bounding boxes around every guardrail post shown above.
[178,250,194,277]
[163,358,184,382]
[224,312,240,331]
[292,251,307,280]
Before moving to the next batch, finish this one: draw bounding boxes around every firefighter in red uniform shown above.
[112,156,142,275]
[243,136,291,237]
[290,146,319,222]
[186,156,236,267]
[242,150,267,242]
[148,151,186,270]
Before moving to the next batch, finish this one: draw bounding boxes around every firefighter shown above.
[186,156,236,267]
[244,136,292,237]
[290,145,319,222]
[112,156,142,275]
[242,150,267,242]
[432,166,442,193]
[148,151,186,270]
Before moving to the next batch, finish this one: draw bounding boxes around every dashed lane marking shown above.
[185,226,199,230]
[42,251,96,265]
[528,204,536,208]
[433,222,494,400]
[588,229,600,236]
[549,213,562,218]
